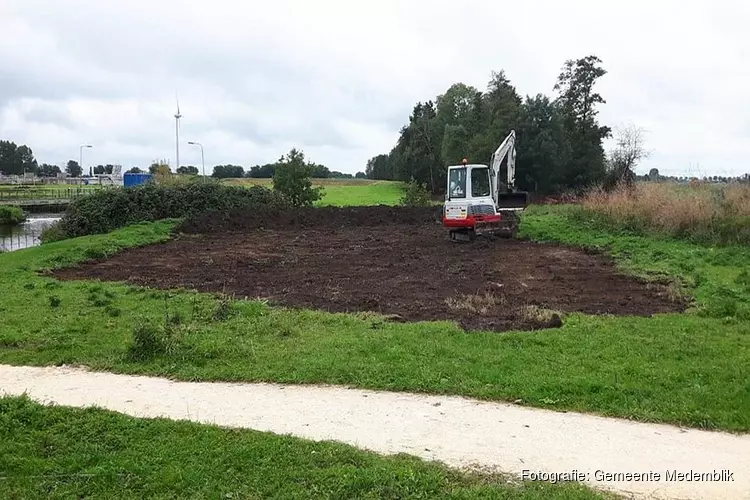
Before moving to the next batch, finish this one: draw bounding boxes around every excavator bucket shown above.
[496,191,529,210]
[475,210,521,239]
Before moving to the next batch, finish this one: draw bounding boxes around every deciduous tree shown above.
[365,154,391,180]
[177,165,199,175]
[211,164,245,178]
[272,148,324,207]
[38,163,61,177]
[604,124,651,190]
[0,141,38,175]
[554,55,611,190]
[247,164,277,178]
[66,160,82,177]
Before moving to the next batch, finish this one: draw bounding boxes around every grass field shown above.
[0,179,405,207]
[222,178,405,206]
[1,203,748,431]
[1,181,747,498]
[316,182,405,206]
[0,396,604,499]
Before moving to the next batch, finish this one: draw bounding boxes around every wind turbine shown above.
[174,93,182,171]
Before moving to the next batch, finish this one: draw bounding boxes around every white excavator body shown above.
[442,130,528,241]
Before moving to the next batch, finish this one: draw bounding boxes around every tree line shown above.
[123,149,366,179]
[365,55,616,195]
[206,155,366,180]
[0,142,119,178]
[0,140,40,176]
[0,140,365,180]
[642,168,750,184]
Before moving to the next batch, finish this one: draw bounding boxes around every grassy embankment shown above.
[0,181,748,432]
[0,396,605,499]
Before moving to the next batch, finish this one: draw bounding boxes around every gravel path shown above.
[1,364,748,500]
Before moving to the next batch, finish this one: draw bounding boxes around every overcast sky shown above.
[1,0,748,176]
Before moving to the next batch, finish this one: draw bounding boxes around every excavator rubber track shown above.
[450,211,520,242]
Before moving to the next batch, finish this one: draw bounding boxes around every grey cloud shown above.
[23,102,73,128]
[1,0,748,174]
[217,114,355,150]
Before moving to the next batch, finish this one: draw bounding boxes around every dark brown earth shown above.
[53,206,686,332]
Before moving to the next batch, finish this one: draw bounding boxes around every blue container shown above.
[123,173,153,188]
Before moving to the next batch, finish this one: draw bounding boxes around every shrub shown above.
[39,222,68,244]
[0,205,26,225]
[272,149,324,207]
[400,181,433,207]
[50,183,286,240]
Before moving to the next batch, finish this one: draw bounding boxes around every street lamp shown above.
[80,144,93,177]
[187,141,205,179]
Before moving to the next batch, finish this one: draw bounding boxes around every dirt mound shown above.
[55,207,686,332]
[177,205,443,234]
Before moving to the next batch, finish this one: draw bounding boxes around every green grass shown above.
[315,181,405,206]
[0,396,604,499]
[0,207,748,432]
[222,178,406,206]
[523,205,750,319]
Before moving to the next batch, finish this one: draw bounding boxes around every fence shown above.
[0,216,61,252]
[0,228,43,252]
[0,187,105,201]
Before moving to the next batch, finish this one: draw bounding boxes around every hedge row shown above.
[46,183,286,241]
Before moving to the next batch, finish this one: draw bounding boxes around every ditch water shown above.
[0,214,61,252]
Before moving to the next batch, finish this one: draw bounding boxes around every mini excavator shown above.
[442,130,528,241]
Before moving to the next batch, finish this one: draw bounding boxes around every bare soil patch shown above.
[52,206,685,331]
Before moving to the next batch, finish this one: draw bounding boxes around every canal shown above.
[0,214,62,252]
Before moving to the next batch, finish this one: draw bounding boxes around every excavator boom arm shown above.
[489,130,516,187]
[489,130,516,205]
